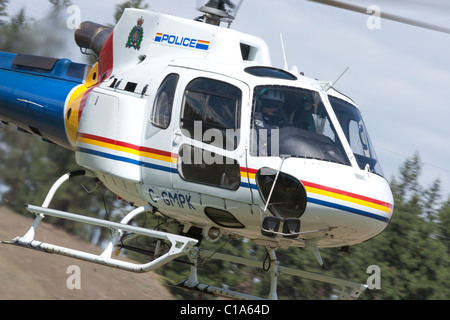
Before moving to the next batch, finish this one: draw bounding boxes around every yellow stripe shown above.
[66,84,89,145]
[240,172,256,179]
[85,63,99,88]
[305,186,392,214]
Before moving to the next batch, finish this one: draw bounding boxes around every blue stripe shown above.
[196,43,210,51]
[307,197,390,223]
[77,147,178,173]
[78,147,389,223]
[80,147,260,190]
[240,182,258,190]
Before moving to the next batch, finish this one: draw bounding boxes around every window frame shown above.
[151,73,180,130]
[180,77,242,151]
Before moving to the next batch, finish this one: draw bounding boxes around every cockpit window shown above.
[245,66,297,80]
[250,85,350,166]
[328,95,384,176]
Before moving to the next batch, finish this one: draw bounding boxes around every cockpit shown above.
[250,84,383,177]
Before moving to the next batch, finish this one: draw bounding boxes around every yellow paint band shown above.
[305,186,392,214]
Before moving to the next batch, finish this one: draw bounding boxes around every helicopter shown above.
[0,0,400,300]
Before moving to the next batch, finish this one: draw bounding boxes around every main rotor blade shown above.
[308,0,450,35]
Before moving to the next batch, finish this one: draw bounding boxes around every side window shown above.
[178,145,241,190]
[151,74,179,129]
[180,78,242,151]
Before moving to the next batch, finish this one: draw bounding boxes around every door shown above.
[141,72,181,190]
[170,72,254,222]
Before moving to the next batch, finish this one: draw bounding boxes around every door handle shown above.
[173,131,182,145]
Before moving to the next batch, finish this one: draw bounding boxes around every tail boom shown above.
[0,52,90,148]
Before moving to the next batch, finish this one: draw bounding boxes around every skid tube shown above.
[177,247,367,300]
[2,170,198,273]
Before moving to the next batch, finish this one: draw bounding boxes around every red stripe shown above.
[241,166,392,209]
[98,32,114,80]
[240,167,258,174]
[301,180,393,209]
[78,133,177,159]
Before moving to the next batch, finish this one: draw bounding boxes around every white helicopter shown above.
[0,0,397,300]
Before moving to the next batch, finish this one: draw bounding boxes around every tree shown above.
[390,151,422,203]
[437,198,450,251]
[114,0,149,23]
[353,153,449,299]
[0,0,9,24]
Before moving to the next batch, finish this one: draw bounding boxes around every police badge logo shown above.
[126,17,144,50]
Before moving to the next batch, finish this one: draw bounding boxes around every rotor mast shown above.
[198,0,242,26]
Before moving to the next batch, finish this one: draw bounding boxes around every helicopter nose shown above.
[256,167,307,238]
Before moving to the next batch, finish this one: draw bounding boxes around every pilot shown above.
[253,88,286,156]
[254,88,286,130]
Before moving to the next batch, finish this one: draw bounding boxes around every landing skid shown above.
[177,247,367,300]
[5,204,198,272]
[2,171,367,300]
[2,170,198,273]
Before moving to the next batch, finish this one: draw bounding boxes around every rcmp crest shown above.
[126,17,144,50]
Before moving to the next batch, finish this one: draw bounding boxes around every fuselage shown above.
[0,8,393,249]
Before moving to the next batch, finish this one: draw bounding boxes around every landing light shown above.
[204,226,222,242]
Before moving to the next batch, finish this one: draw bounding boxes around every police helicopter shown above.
[0,0,397,300]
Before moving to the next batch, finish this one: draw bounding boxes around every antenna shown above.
[317,67,349,92]
[280,33,288,71]
[332,66,349,87]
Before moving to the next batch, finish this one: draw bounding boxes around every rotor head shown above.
[196,0,243,26]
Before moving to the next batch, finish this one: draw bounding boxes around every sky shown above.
[7,0,450,200]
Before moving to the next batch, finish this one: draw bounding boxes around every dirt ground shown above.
[0,207,174,300]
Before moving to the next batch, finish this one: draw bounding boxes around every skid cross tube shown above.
[10,205,198,273]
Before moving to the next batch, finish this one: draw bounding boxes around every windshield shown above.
[250,85,350,166]
[328,95,384,176]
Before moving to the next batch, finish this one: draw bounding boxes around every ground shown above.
[0,207,174,300]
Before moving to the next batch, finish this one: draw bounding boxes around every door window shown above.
[180,77,242,151]
[177,77,243,190]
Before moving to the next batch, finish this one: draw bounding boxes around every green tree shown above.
[0,0,8,18]
[438,198,450,248]
[352,153,449,299]
[114,0,149,23]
